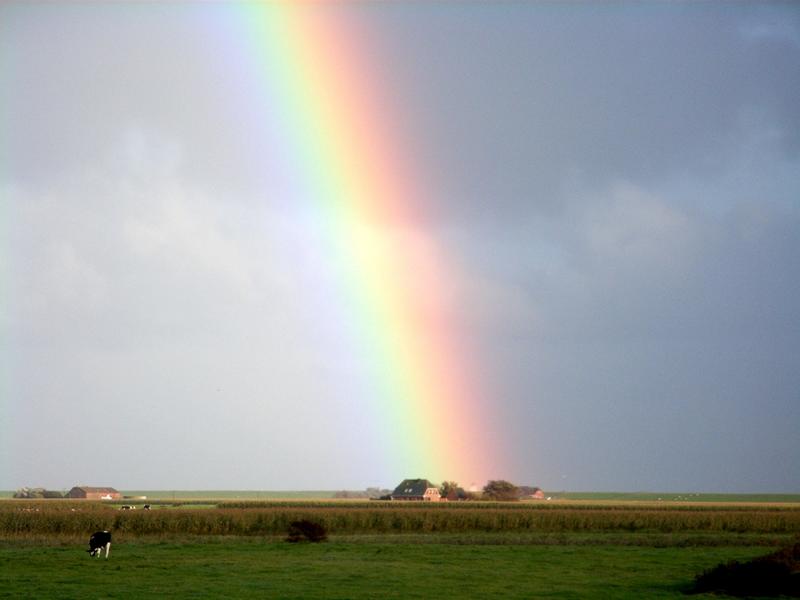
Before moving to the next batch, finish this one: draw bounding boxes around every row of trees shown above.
[337,481,541,501]
[441,480,538,501]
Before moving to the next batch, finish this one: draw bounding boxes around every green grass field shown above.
[0,538,774,599]
[121,490,339,501]
[552,491,800,503]
[0,490,338,500]
[1,496,797,598]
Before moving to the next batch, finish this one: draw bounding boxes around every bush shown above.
[285,520,327,543]
[482,481,520,501]
[689,543,800,596]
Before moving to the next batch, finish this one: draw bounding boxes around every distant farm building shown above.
[67,486,121,500]
[518,485,547,500]
[391,479,441,501]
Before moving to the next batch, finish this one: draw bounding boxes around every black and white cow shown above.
[87,530,112,558]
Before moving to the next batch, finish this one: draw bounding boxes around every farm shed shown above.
[67,486,121,500]
[530,487,546,500]
[391,479,441,501]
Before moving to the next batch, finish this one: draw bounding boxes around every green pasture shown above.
[0,538,774,599]
[1,498,797,598]
[120,490,337,501]
[554,491,800,503]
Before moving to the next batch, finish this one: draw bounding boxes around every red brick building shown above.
[67,486,121,500]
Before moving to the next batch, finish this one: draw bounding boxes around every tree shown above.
[13,487,45,499]
[482,480,520,501]
[439,481,459,498]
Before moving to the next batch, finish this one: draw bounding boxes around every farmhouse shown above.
[391,479,441,501]
[67,486,121,500]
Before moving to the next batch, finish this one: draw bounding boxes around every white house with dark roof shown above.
[390,479,441,501]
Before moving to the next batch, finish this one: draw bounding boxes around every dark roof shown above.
[392,479,436,497]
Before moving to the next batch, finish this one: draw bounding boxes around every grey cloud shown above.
[372,4,800,222]
[2,2,798,491]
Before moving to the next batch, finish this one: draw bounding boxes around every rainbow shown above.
[232,3,501,486]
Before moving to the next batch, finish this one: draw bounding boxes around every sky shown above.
[1,2,798,493]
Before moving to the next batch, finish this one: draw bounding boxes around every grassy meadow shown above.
[0,540,776,599]
[1,495,798,598]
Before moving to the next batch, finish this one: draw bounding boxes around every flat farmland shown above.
[0,540,777,599]
[1,499,797,598]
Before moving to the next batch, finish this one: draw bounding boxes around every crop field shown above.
[1,498,798,598]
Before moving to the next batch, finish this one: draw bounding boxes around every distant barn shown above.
[67,486,121,500]
[391,479,441,501]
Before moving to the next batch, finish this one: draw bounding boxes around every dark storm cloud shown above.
[370,3,800,222]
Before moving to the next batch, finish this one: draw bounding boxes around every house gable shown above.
[391,479,441,501]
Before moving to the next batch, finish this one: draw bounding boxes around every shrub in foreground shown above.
[689,543,800,596]
[286,520,327,542]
